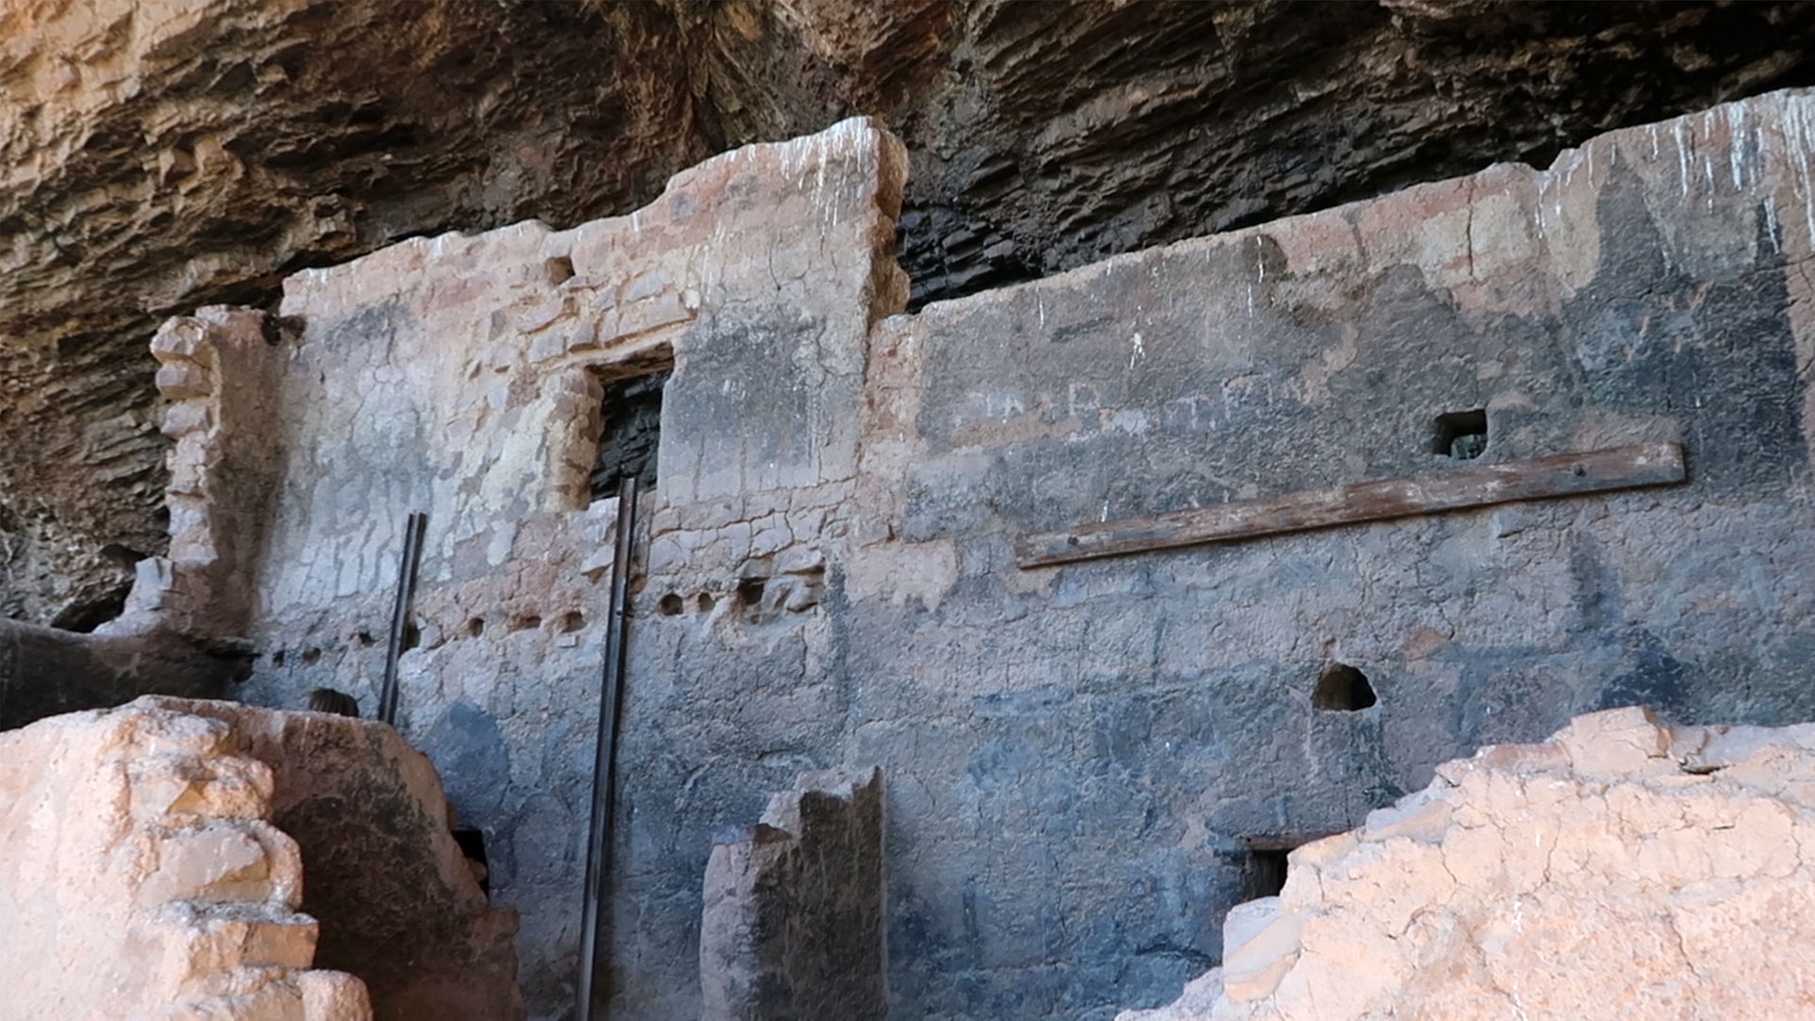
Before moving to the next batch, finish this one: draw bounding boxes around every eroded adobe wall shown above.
[148,91,1815,1018]
[1121,707,1815,1020]
[0,698,370,1020]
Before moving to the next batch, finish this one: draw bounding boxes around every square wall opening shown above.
[1432,408,1488,459]
[588,358,672,502]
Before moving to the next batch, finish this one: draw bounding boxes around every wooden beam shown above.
[1016,442,1686,569]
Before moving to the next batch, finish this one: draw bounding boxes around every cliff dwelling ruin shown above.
[7,3,1815,1020]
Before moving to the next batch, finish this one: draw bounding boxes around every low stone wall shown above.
[155,697,525,1020]
[0,699,370,1020]
[1122,707,1815,1020]
[700,768,886,1020]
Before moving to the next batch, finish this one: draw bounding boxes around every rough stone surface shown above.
[10,0,1815,628]
[699,768,886,1021]
[0,615,240,731]
[0,698,370,1020]
[125,90,1815,1018]
[152,696,525,1021]
[1119,706,1815,1020]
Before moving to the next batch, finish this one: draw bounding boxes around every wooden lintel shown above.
[1015,442,1686,569]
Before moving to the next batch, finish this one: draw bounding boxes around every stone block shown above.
[699,768,885,1021]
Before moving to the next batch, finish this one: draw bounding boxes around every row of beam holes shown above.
[271,612,583,666]
[491,611,585,634]
[655,577,771,617]
[271,628,375,668]
[657,592,719,616]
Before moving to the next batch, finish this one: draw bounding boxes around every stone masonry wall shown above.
[129,117,909,1017]
[699,768,886,1020]
[1121,707,1815,1020]
[0,698,370,1020]
[156,696,524,1020]
[138,90,1815,1018]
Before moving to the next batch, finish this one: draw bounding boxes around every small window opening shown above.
[354,630,375,647]
[1313,663,1377,711]
[544,256,575,285]
[1244,848,1290,900]
[465,617,485,637]
[657,594,684,616]
[696,592,716,614]
[452,827,491,897]
[589,367,671,501]
[402,622,421,652]
[301,647,322,665]
[507,613,541,633]
[558,610,585,632]
[1433,408,1488,459]
[736,578,767,607]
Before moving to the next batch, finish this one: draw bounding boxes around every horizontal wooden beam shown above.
[1016,442,1686,569]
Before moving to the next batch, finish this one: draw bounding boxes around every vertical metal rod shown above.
[378,511,427,726]
[577,478,638,1021]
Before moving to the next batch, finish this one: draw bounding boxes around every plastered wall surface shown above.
[132,91,1815,1018]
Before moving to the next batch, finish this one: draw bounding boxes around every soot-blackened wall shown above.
[128,92,1815,1019]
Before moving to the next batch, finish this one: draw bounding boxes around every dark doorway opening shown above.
[1243,848,1290,900]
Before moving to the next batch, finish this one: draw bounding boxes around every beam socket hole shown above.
[1313,662,1377,711]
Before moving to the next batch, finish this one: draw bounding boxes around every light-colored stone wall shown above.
[1121,706,1815,1020]
[118,116,909,1016]
[0,698,370,1021]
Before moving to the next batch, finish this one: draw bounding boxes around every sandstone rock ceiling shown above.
[4,0,1814,626]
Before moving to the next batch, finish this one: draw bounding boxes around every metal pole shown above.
[379,510,427,726]
[577,478,638,1021]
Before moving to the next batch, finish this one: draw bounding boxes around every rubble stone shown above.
[152,696,525,1021]
[0,699,371,1021]
[1120,707,1815,1021]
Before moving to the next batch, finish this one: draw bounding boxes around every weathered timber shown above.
[1016,442,1686,568]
